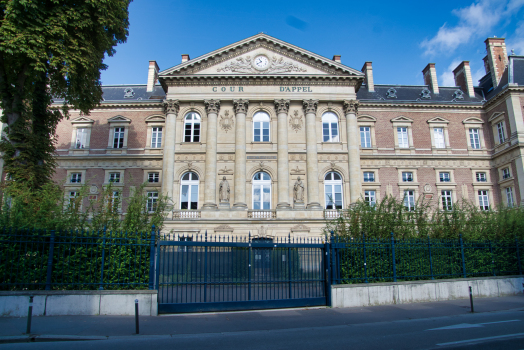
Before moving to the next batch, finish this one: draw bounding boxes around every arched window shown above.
[252,172,271,209]
[324,172,343,209]
[253,112,270,142]
[184,112,201,142]
[180,172,199,209]
[322,112,339,142]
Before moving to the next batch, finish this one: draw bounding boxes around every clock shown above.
[253,54,269,71]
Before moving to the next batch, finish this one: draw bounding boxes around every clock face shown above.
[254,55,269,70]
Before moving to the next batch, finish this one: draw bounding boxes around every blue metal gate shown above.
[156,234,329,314]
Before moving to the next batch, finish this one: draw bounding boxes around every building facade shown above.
[48,34,524,238]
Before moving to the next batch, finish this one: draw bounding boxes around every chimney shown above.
[361,62,375,92]
[181,54,190,63]
[332,55,341,63]
[146,60,159,93]
[422,63,439,94]
[484,37,508,87]
[452,61,475,98]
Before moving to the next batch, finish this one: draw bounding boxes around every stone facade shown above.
[33,34,524,238]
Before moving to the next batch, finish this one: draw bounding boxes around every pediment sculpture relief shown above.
[218,55,306,74]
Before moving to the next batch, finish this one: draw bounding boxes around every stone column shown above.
[161,99,179,201]
[202,99,220,210]
[233,99,249,210]
[303,99,322,209]
[343,100,362,203]
[274,99,292,209]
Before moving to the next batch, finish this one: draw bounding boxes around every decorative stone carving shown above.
[204,99,221,114]
[421,88,431,99]
[219,176,230,202]
[274,99,290,114]
[343,100,359,115]
[290,165,305,175]
[218,165,233,175]
[163,99,180,115]
[219,110,234,132]
[89,185,98,194]
[215,225,233,233]
[423,184,432,193]
[233,99,249,114]
[124,88,135,98]
[386,88,397,98]
[217,55,306,74]
[290,224,310,233]
[187,162,193,171]
[453,90,465,100]
[289,110,303,132]
[302,99,318,114]
[293,176,305,203]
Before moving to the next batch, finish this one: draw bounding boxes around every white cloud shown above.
[506,21,524,55]
[440,60,461,86]
[421,0,524,56]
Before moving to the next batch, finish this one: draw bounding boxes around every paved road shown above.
[1,296,524,349]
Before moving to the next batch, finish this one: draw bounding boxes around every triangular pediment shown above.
[391,116,414,123]
[462,117,484,124]
[357,115,377,122]
[108,115,131,123]
[145,115,166,123]
[159,34,364,78]
[71,116,94,124]
[427,117,449,124]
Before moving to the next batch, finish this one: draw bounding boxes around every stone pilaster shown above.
[343,100,362,203]
[202,99,220,210]
[274,99,292,209]
[161,99,180,204]
[303,99,322,209]
[233,99,249,210]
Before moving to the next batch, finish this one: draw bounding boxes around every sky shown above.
[100,0,524,87]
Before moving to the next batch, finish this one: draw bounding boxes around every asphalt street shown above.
[1,295,523,349]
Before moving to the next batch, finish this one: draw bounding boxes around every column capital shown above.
[204,99,221,114]
[274,99,290,114]
[302,99,318,114]
[233,99,249,114]
[343,100,359,115]
[163,99,180,115]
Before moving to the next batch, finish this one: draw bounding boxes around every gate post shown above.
[148,225,156,290]
[248,232,252,301]
[324,241,332,307]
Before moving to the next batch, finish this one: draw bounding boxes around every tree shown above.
[0,0,131,189]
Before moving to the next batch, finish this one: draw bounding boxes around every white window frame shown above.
[65,170,86,187]
[502,167,511,180]
[433,128,445,149]
[363,171,375,182]
[109,172,121,183]
[469,128,481,149]
[397,127,409,148]
[489,112,508,148]
[402,172,414,182]
[391,116,414,154]
[364,190,376,206]
[357,115,377,154]
[359,126,371,148]
[322,112,340,143]
[147,191,159,213]
[107,115,131,154]
[463,118,486,154]
[253,111,270,142]
[183,112,201,143]
[69,117,94,155]
[108,190,121,212]
[151,127,162,148]
[505,187,515,207]
[324,172,343,209]
[403,190,415,211]
[252,171,272,209]
[427,117,451,153]
[70,173,82,184]
[497,122,506,144]
[475,172,488,182]
[148,172,160,183]
[67,191,80,210]
[145,115,166,153]
[478,190,490,211]
[441,190,453,211]
[439,172,451,182]
[180,172,199,210]
[103,170,124,186]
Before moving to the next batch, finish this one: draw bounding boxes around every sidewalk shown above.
[0,295,523,342]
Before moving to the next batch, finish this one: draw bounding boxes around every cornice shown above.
[359,101,484,110]
[483,86,524,111]
[52,101,164,110]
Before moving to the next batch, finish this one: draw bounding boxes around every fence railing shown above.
[248,210,276,219]
[173,210,201,219]
[0,226,157,291]
[329,233,523,284]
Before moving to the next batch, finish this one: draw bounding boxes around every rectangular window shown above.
[364,190,376,206]
[441,190,453,211]
[109,172,121,183]
[469,128,481,149]
[397,127,409,148]
[147,192,159,212]
[113,127,125,148]
[402,172,413,182]
[506,187,514,207]
[68,191,79,209]
[478,190,489,211]
[70,173,82,183]
[434,128,445,148]
[476,172,487,182]
[151,127,162,148]
[254,121,270,142]
[360,127,371,148]
[148,172,160,183]
[497,122,505,144]
[404,190,415,211]
[109,191,120,211]
[502,168,511,180]
[439,172,450,182]
[75,128,88,149]
[363,172,375,182]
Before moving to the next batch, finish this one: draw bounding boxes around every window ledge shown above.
[498,177,514,185]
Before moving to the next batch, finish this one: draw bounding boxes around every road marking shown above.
[436,332,524,346]
[428,319,520,331]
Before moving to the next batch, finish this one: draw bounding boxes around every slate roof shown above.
[52,84,166,103]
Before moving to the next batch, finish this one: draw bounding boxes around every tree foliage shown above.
[0,0,131,188]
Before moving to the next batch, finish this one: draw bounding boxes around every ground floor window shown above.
[404,190,415,211]
[364,190,376,206]
[441,190,452,211]
[478,190,489,211]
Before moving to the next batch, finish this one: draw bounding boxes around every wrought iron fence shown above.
[0,226,157,291]
[329,233,523,284]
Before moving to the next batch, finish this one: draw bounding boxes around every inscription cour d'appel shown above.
[211,86,313,93]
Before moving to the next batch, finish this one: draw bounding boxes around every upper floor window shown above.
[402,172,413,182]
[433,128,445,148]
[252,171,271,209]
[184,112,201,142]
[253,112,270,142]
[363,172,375,182]
[502,167,511,180]
[148,172,160,183]
[476,172,487,182]
[75,128,88,149]
[70,173,82,183]
[151,127,162,148]
[397,127,409,148]
[113,127,125,148]
[322,112,339,142]
[360,126,371,148]
[109,172,121,183]
[497,122,506,144]
[469,128,481,149]
[324,172,343,209]
[180,172,199,210]
[439,172,450,182]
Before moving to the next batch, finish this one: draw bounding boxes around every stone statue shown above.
[219,176,230,202]
[293,176,305,203]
